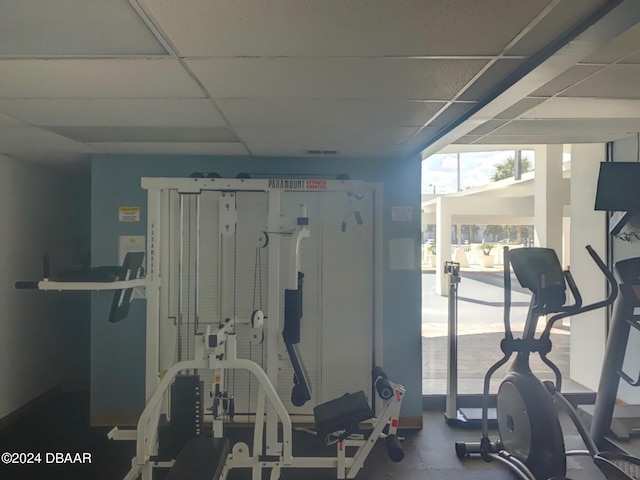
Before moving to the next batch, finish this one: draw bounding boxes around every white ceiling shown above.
[1,0,640,166]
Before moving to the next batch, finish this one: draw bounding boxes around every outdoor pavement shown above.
[422,269,591,395]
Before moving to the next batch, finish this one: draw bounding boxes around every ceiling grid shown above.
[0,0,639,164]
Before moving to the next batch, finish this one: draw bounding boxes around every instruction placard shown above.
[391,206,412,222]
[119,206,140,222]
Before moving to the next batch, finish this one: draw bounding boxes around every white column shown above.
[534,145,564,256]
[435,196,452,296]
[569,144,607,391]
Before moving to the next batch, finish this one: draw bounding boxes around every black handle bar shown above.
[543,245,618,337]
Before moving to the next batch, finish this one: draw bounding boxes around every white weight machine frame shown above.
[111,176,393,480]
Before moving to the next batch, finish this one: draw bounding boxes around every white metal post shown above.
[266,189,282,455]
[146,187,162,401]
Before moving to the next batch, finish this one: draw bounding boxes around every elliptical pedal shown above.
[595,452,640,479]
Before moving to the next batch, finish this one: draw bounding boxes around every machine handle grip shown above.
[372,366,394,400]
[15,281,39,290]
[563,270,583,309]
[585,244,619,304]
[385,434,404,462]
[544,245,618,336]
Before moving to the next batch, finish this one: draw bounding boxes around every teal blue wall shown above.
[91,154,422,422]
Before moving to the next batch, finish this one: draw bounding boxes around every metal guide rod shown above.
[445,261,459,421]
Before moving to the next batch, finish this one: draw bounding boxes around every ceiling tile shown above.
[0,112,26,126]
[0,0,166,57]
[0,99,227,127]
[247,143,411,158]
[467,119,510,136]
[522,97,640,118]
[581,22,640,63]
[146,0,551,56]
[216,99,445,127]
[0,126,98,155]
[426,103,476,128]
[406,127,445,146]
[452,136,483,144]
[476,133,629,144]
[495,97,547,119]
[44,126,238,143]
[0,59,204,98]
[234,125,418,146]
[529,65,603,96]
[619,51,640,64]
[508,0,609,56]
[492,118,640,136]
[560,65,640,99]
[89,142,249,155]
[458,58,528,101]
[187,58,488,100]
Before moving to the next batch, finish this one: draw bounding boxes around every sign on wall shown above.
[119,206,140,222]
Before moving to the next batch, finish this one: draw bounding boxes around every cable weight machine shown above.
[103,176,405,480]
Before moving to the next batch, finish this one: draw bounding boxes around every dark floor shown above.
[0,391,605,479]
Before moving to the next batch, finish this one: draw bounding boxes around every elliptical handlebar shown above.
[543,245,618,337]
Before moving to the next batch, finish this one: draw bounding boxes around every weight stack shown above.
[158,374,204,460]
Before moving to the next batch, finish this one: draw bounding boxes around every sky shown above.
[421,150,535,194]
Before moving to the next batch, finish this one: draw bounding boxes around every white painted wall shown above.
[0,155,90,420]
[610,134,640,403]
[569,144,607,391]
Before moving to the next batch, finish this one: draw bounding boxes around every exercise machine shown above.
[120,320,404,480]
[15,251,145,323]
[456,245,640,479]
[579,256,640,455]
[99,176,402,479]
[444,261,497,428]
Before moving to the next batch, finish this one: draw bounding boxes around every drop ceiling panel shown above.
[89,142,249,155]
[0,126,98,153]
[453,136,483,144]
[234,125,418,145]
[620,51,640,64]
[493,118,640,136]
[406,127,446,146]
[467,119,510,136]
[508,0,609,56]
[458,58,527,101]
[560,65,640,99]
[581,22,640,63]
[0,99,227,127]
[0,0,166,56]
[44,126,238,143]
[186,58,488,100]
[426,102,476,128]
[495,97,547,119]
[522,97,640,118]
[0,59,204,98]
[530,64,603,96]
[248,143,412,158]
[145,0,551,56]
[0,112,26,126]
[476,133,629,144]
[216,99,445,127]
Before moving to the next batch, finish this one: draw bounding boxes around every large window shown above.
[421,148,587,397]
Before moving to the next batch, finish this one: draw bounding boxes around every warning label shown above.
[118,206,140,222]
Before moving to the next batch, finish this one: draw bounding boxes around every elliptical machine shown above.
[456,245,640,479]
